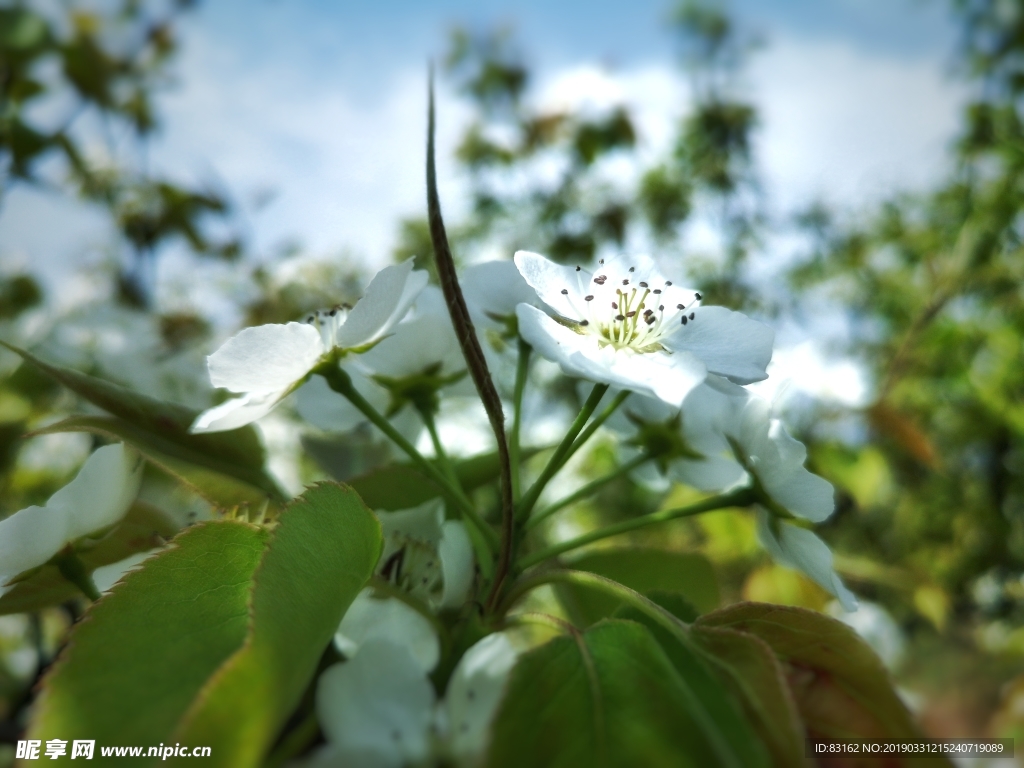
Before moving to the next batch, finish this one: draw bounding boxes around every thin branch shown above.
[427,69,515,610]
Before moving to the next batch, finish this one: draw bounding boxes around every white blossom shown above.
[190,260,427,433]
[513,251,773,407]
[334,590,440,673]
[313,633,518,768]
[0,444,143,593]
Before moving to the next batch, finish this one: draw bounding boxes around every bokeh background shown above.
[1,0,1023,758]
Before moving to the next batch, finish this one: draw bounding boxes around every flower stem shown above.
[517,486,755,569]
[516,384,609,522]
[561,389,631,467]
[417,405,462,492]
[56,552,101,602]
[510,339,532,502]
[317,365,498,552]
[525,452,651,531]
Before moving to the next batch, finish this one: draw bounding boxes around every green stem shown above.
[317,365,498,552]
[418,405,462,491]
[510,339,532,502]
[517,486,755,569]
[561,389,631,467]
[516,384,608,522]
[526,452,651,531]
[56,552,101,602]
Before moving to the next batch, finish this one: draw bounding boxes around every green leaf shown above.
[0,501,176,615]
[33,415,273,509]
[2,342,280,499]
[489,620,754,768]
[697,602,951,765]
[347,448,540,510]
[28,521,268,758]
[693,626,806,768]
[613,606,771,768]
[28,483,382,766]
[172,483,381,765]
[555,548,719,626]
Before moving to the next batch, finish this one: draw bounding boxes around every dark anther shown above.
[599,258,605,264]
[329,309,337,316]
[629,266,635,272]
[622,279,629,285]
[306,316,314,323]
[561,289,569,295]
[576,266,581,271]
[594,275,607,284]
[580,319,590,326]
[681,316,688,325]
[666,281,673,286]
[689,312,695,320]
[676,304,684,310]
[653,289,662,294]
[659,305,665,311]
[639,281,648,288]
[616,314,625,321]
[695,292,702,300]
[612,302,618,309]
[645,315,656,325]
[585,295,594,301]
[626,311,636,318]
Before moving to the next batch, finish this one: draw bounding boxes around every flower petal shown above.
[664,305,774,384]
[760,424,835,523]
[463,260,539,320]
[336,260,429,349]
[317,642,435,767]
[0,505,69,588]
[207,322,324,394]
[47,444,144,541]
[514,250,589,315]
[335,590,440,673]
[443,633,519,764]
[756,511,858,612]
[439,521,474,608]
[516,304,706,406]
[361,314,465,380]
[189,390,287,433]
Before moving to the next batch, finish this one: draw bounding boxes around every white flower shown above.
[190,260,427,433]
[611,377,750,493]
[377,501,475,610]
[513,251,773,407]
[313,633,518,768]
[0,444,144,593]
[334,590,440,673]
[730,396,835,523]
[756,512,858,612]
[729,396,857,611]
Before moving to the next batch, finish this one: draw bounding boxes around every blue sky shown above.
[1,0,965,311]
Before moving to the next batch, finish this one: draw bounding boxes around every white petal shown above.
[49,444,144,541]
[444,633,519,764]
[439,521,475,609]
[295,368,389,433]
[516,305,706,406]
[189,390,287,433]
[463,260,540,320]
[756,511,858,612]
[317,642,435,767]
[665,306,774,384]
[379,501,444,546]
[335,590,440,673]
[92,550,155,593]
[513,250,589,316]
[668,455,746,493]
[361,315,464,380]
[207,322,324,394]
[336,260,429,349]
[0,505,69,586]
[753,418,834,523]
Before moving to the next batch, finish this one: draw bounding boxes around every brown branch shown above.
[425,68,514,611]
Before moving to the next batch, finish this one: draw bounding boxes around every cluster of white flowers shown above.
[181,247,858,762]
[312,502,518,768]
